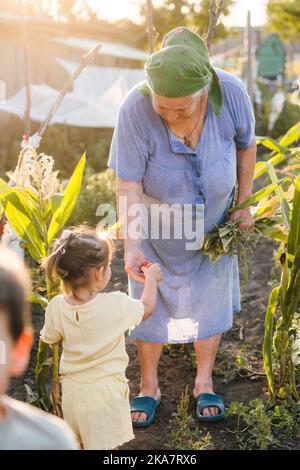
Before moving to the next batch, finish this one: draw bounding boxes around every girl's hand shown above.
[141,262,163,282]
[125,246,145,283]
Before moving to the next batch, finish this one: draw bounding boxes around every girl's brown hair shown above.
[42,226,115,299]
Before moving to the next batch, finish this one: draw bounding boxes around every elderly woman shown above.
[108,27,256,425]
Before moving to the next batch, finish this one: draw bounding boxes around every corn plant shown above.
[203,121,300,264]
[254,124,300,403]
[202,121,300,403]
[0,146,86,413]
[263,176,300,403]
[254,121,300,181]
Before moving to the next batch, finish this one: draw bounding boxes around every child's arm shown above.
[140,263,163,320]
[40,299,62,345]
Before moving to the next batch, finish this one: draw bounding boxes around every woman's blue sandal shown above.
[195,393,225,422]
[130,396,161,428]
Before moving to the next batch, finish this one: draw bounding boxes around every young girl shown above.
[40,226,162,450]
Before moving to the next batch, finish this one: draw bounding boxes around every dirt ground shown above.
[8,237,300,450]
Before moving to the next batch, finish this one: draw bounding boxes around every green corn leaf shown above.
[263,286,280,402]
[280,255,290,310]
[255,225,287,243]
[14,188,45,236]
[258,162,291,231]
[254,153,289,180]
[282,246,300,326]
[284,267,300,332]
[256,136,289,154]
[47,153,86,245]
[288,177,300,257]
[28,292,48,309]
[254,123,300,181]
[44,193,64,221]
[291,147,300,161]
[279,121,300,147]
[25,188,40,204]
[1,192,46,261]
[1,179,45,236]
[229,178,292,212]
[252,199,281,217]
[254,216,283,226]
[0,178,14,200]
[50,193,64,213]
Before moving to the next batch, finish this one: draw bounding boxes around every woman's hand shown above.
[125,246,146,283]
[229,207,255,232]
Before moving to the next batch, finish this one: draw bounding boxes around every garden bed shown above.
[8,237,300,450]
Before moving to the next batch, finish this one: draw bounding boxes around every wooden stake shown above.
[36,44,102,141]
[21,0,31,137]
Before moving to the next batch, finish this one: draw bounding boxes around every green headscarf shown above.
[140,27,223,117]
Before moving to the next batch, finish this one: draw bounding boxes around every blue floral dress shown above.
[108,68,256,343]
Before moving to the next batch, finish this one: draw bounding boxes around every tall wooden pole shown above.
[146,0,154,53]
[21,0,31,137]
[36,45,101,140]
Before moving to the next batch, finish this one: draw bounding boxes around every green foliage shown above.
[138,0,234,49]
[267,0,300,42]
[262,169,300,402]
[166,386,211,450]
[227,398,300,449]
[203,347,263,384]
[226,399,276,449]
[0,147,86,412]
[272,102,300,140]
[47,153,86,245]
[0,120,113,180]
[68,168,116,226]
[190,0,234,39]
[203,173,293,272]
[255,85,300,140]
[263,286,280,401]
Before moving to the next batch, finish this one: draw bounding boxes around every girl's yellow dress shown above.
[40,291,144,450]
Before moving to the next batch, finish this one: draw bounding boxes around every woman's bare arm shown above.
[116,177,145,281]
[236,143,257,204]
[229,143,257,232]
[116,177,144,250]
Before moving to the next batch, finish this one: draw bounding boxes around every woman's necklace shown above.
[169,98,205,148]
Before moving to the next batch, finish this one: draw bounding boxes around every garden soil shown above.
[8,238,300,450]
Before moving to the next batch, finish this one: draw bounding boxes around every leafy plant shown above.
[226,398,300,449]
[203,122,300,265]
[263,176,300,403]
[202,122,300,406]
[166,385,211,450]
[0,146,86,413]
[211,347,264,384]
[67,168,116,226]
[226,399,277,449]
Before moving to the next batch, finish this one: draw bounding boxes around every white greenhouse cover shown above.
[54,37,149,62]
[0,60,145,128]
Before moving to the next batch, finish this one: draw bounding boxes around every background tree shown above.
[267,0,300,41]
[139,0,235,49]
[190,0,234,40]
[267,0,300,77]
